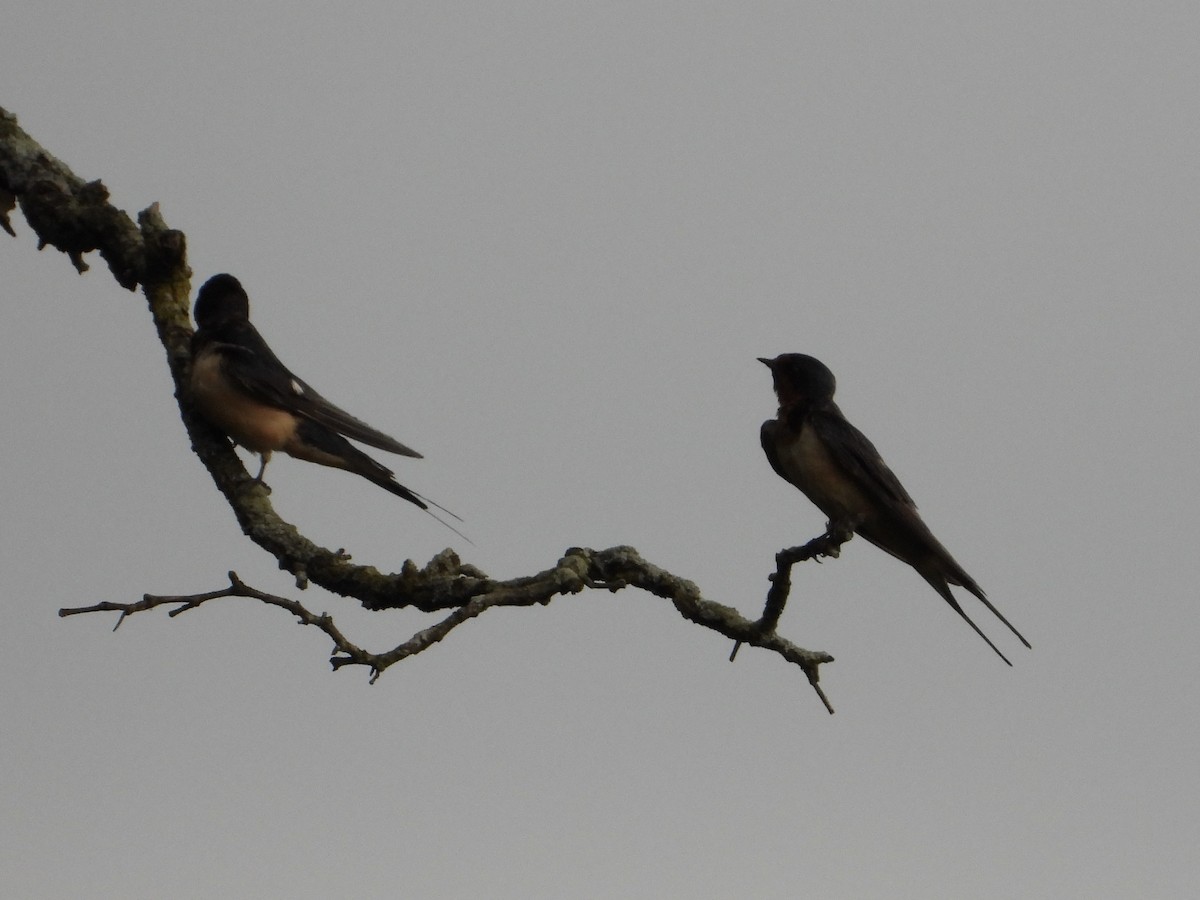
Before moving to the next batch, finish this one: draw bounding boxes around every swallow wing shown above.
[210,321,423,459]
[808,405,916,512]
[759,419,792,482]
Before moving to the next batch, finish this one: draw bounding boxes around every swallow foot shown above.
[252,452,271,483]
[812,520,857,558]
[824,518,857,542]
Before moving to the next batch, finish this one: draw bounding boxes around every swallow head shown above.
[759,353,837,406]
[194,273,251,329]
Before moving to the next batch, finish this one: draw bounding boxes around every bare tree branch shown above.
[5,104,837,713]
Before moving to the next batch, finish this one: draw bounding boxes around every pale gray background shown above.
[3,4,1197,898]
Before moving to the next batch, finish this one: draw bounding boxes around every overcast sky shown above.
[3,4,1198,898]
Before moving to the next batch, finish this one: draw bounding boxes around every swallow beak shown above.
[758,357,775,369]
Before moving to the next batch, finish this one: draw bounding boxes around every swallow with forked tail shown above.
[759,353,1028,664]
[189,273,461,533]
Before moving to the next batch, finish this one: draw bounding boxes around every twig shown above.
[61,572,394,677]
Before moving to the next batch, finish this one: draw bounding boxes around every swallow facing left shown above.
[190,273,460,529]
[759,353,1029,664]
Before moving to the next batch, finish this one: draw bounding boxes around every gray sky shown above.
[3,3,1198,898]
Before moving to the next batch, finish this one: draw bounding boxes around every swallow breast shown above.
[190,351,298,453]
[777,424,875,524]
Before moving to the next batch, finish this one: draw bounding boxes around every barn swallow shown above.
[190,273,461,531]
[759,354,1029,664]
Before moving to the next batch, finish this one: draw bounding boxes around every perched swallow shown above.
[190,273,460,530]
[759,353,1029,664]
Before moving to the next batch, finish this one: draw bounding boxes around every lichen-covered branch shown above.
[58,546,837,711]
[5,104,836,713]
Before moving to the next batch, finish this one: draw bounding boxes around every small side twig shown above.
[59,572,387,675]
[58,565,587,684]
